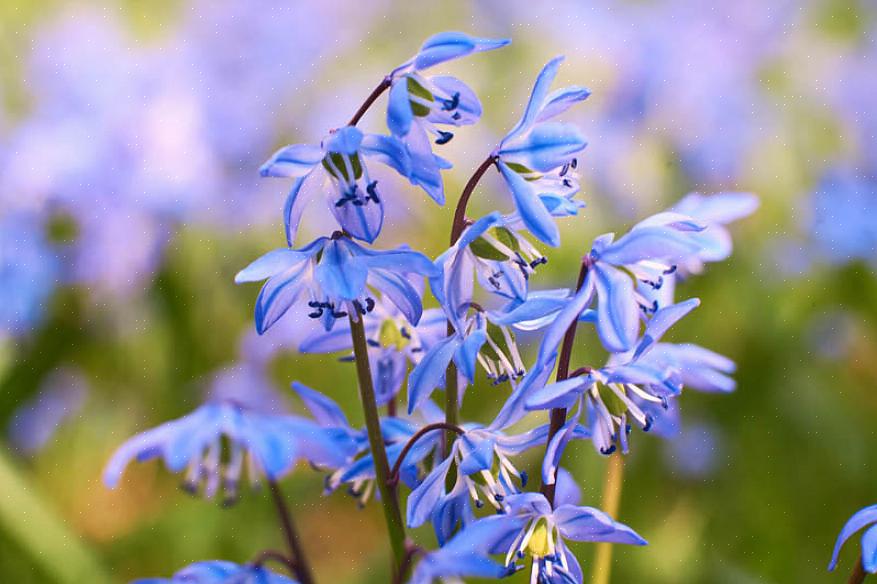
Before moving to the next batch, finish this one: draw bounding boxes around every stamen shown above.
[435,131,454,145]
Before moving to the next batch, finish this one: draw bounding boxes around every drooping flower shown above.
[525,300,699,472]
[532,211,709,355]
[829,504,877,574]
[103,400,349,505]
[494,57,591,247]
[299,294,447,406]
[134,560,296,584]
[492,492,647,584]
[386,32,511,204]
[235,232,438,334]
[260,126,429,245]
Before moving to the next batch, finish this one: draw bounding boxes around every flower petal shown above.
[536,86,592,123]
[498,161,560,247]
[593,264,639,353]
[829,505,877,571]
[259,144,323,178]
[499,122,587,173]
[387,78,414,138]
[414,32,510,70]
[503,56,563,145]
[407,455,454,527]
[408,336,461,414]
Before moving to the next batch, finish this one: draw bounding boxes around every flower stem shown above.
[348,315,407,570]
[443,154,499,463]
[850,558,868,584]
[251,549,299,577]
[388,422,465,485]
[349,76,392,126]
[591,454,625,584]
[267,480,314,584]
[540,258,590,504]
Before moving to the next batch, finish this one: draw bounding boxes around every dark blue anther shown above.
[643,415,654,432]
[441,92,460,111]
[366,339,380,348]
[475,499,484,509]
[559,163,570,177]
[366,180,380,203]
[332,310,348,318]
[365,297,376,312]
[663,265,677,275]
[308,309,324,318]
[452,112,461,120]
[600,444,617,455]
[435,131,454,145]
[400,327,411,339]
[562,178,572,188]
[494,493,504,502]
[571,158,578,169]
[520,470,528,487]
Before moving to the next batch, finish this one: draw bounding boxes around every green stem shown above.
[591,454,625,584]
[267,480,314,584]
[348,315,407,570]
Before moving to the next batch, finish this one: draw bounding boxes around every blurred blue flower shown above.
[829,504,877,574]
[663,421,723,479]
[135,560,296,584]
[235,232,438,334]
[104,400,348,505]
[0,212,60,337]
[807,169,877,268]
[495,56,590,246]
[8,368,87,455]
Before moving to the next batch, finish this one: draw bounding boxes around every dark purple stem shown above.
[349,76,392,126]
[850,558,868,584]
[267,480,314,584]
[388,422,465,486]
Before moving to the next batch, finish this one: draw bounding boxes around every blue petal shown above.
[488,289,569,328]
[536,272,595,366]
[325,126,363,155]
[498,122,587,173]
[634,298,700,359]
[597,226,703,266]
[368,270,424,326]
[454,327,487,382]
[408,336,461,414]
[498,161,560,247]
[555,504,648,545]
[387,78,414,138]
[360,133,412,178]
[672,191,760,225]
[457,433,496,475]
[593,264,639,353]
[259,143,324,178]
[283,176,312,246]
[400,125,446,204]
[426,76,482,127]
[829,505,877,571]
[235,248,310,284]
[554,467,582,507]
[503,56,563,145]
[414,32,510,70]
[290,382,349,427]
[525,377,589,411]
[489,355,555,431]
[253,259,311,335]
[314,239,368,301]
[863,524,877,573]
[407,455,453,527]
[536,86,592,123]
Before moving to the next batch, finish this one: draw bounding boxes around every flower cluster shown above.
[104,32,756,583]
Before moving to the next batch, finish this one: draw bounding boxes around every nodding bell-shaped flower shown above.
[829,504,877,574]
[494,56,591,247]
[260,126,434,245]
[525,300,699,473]
[103,400,349,506]
[134,560,297,584]
[235,232,438,335]
[531,211,710,356]
[493,492,646,584]
[387,32,510,204]
[300,294,447,407]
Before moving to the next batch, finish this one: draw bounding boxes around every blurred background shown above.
[1,0,876,582]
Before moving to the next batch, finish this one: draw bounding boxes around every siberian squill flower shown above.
[386,32,510,203]
[407,515,520,584]
[260,126,427,245]
[134,560,296,584]
[494,56,590,247]
[235,232,438,334]
[829,504,877,574]
[525,300,699,472]
[534,211,709,354]
[490,492,646,584]
[290,382,443,506]
[104,400,349,505]
[299,294,447,406]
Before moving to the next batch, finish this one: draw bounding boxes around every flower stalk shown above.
[267,480,314,584]
[850,558,868,584]
[348,314,407,568]
[591,454,625,584]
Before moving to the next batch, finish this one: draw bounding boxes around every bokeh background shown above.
[1,0,876,582]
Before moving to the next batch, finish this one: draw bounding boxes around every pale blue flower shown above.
[829,504,877,574]
[134,560,296,584]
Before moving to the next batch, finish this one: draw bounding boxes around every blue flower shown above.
[486,492,646,584]
[638,343,736,394]
[235,232,438,334]
[829,504,877,574]
[525,300,699,470]
[103,400,349,505]
[300,295,447,406]
[408,516,521,584]
[134,560,296,584]
[386,32,510,204]
[260,126,428,245]
[494,57,591,246]
[533,211,709,355]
